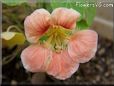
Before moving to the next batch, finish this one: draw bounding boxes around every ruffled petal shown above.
[51,7,80,29]
[47,52,61,77]
[55,51,79,80]
[68,30,98,63]
[47,51,79,80]
[21,44,52,72]
[24,9,51,43]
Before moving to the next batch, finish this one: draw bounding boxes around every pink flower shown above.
[21,7,98,80]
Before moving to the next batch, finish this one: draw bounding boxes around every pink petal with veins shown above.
[21,44,52,72]
[68,30,98,63]
[55,51,79,80]
[51,7,80,29]
[24,9,50,43]
[47,51,79,80]
[47,52,61,77]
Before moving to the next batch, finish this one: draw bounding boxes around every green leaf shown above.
[1,32,25,48]
[77,19,88,29]
[50,0,96,30]
[1,0,27,6]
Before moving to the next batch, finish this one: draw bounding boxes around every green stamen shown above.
[39,25,72,52]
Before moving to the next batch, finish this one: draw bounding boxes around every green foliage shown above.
[50,0,96,30]
[77,19,88,29]
[1,0,27,6]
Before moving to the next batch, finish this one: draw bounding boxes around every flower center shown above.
[39,25,72,52]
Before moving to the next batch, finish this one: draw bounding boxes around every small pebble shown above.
[96,76,100,81]
[98,48,106,56]
[76,76,81,80]
[101,58,105,62]
[31,73,46,84]
[96,65,104,72]
[105,72,109,77]
[11,80,17,85]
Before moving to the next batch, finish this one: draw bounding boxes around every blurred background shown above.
[1,1,114,85]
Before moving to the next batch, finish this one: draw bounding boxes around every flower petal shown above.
[51,7,80,29]
[24,9,50,43]
[68,30,98,63]
[21,44,52,72]
[55,51,79,80]
[47,52,61,77]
